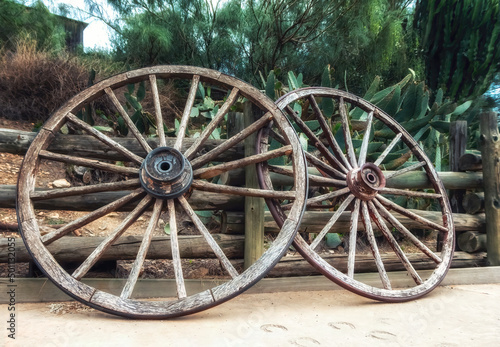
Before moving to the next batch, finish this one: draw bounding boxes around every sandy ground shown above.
[1,283,499,347]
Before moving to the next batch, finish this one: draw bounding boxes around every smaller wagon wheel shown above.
[16,66,307,318]
[263,87,454,302]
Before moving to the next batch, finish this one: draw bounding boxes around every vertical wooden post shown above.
[227,112,244,138]
[480,112,500,265]
[243,102,265,269]
[448,121,467,250]
[449,121,467,211]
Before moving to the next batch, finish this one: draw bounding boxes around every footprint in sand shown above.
[260,324,288,333]
[328,321,356,330]
[289,337,321,346]
[367,330,397,341]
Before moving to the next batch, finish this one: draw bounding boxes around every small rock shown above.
[49,212,60,219]
[52,179,71,188]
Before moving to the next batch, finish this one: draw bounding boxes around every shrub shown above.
[0,37,89,122]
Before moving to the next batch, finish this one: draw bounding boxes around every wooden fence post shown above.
[449,121,467,212]
[480,112,500,265]
[448,121,467,250]
[243,102,265,269]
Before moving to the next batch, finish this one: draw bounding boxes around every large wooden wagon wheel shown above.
[262,87,454,302]
[16,66,307,318]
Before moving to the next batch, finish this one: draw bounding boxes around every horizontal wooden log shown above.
[458,231,487,253]
[459,153,482,171]
[462,192,485,215]
[0,185,244,211]
[221,166,483,190]
[223,209,485,234]
[267,251,487,277]
[0,234,244,263]
[0,128,242,161]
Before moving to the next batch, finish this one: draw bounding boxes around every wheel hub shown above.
[139,147,193,199]
[346,163,385,201]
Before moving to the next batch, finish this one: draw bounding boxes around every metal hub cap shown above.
[139,147,193,199]
[346,163,386,201]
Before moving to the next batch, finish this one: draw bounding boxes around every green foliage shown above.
[414,0,500,100]
[88,0,418,91]
[362,73,472,170]
[0,0,66,52]
[262,66,473,170]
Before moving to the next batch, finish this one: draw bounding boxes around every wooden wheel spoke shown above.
[41,189,145,245]
[193,145,292,180]
[271,165,346,187]
[308,95,352,170]
[374,133,402,166]
[39,150,139,176]
[305,152,347,180]
[372,199,442,263]
[185,87,240,160]
[357,111,374,167]
[105,87,152,153]
[339,97,358,169]
[71,195,153,280]
[121,199,164,299]
[66,113,144,164]
[385,161,426,180]
[379,187,442,199]
[178,196,238,278]
[308,174,347,187]
[167,199,187,299]
[310,195,355,250]
[347,199,361,278]
[175,75,201,151]
[285,105,349,173]
[190,113,272,169]
[305,187,350,207]
[269,128,287,145]
[149,74,167,147]
[361,201,391,289]
[367,201,423,285]
[376,195,448,233]
[31,179,140,200]
[191,179,296,199]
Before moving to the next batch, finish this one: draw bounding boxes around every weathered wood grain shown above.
[0,185,244,211]
[457,231,487,253]
[0,128,243,161]
[480,111,500,265]
[0,234,245,263]
[462,192,485,215]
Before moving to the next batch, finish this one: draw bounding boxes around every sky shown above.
[34,0,115,51]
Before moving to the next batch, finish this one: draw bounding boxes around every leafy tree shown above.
[0,0,66,51]
[86,0,418,91]
[414,0,500,100]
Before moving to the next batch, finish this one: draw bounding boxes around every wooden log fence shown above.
[0,237,486,276]
[0,110,498,276]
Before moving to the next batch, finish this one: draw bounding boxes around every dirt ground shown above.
[1,283,499,346]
